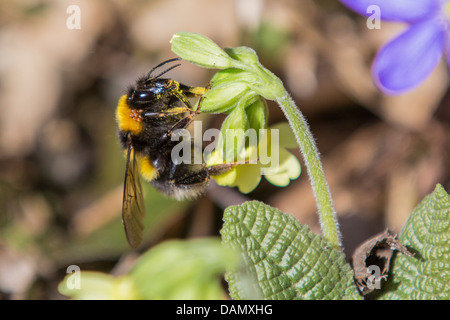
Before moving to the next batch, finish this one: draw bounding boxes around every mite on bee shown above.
[116,58,239,248]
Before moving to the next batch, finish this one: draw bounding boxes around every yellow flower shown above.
[58,272,138,300]
[207,122,301,193]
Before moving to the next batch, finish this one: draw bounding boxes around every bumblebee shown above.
[116,58,235,248]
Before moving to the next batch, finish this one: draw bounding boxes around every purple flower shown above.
[340,0,450,95]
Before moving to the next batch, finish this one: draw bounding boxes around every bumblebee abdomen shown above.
[150,162,209,200]
[151,177,207,200]
[136,155,158,182]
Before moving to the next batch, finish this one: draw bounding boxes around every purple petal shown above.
[372,17,446,95]
[340,0,441,23]
[447,31,450,73]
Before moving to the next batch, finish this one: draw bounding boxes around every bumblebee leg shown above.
[171,158,254,186]
[168,111,197,136]
[182,85,209,97]
[184,83,210,113]
[169,81,209,110]
[170,89,195,110]
[206,163,234,176]
[165,92,207,138]
[206,158,257,176]
[151,88,208,150]
[152,111,198,150]
[166,81,207,109]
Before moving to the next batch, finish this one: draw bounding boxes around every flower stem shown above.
[276,93,342,251]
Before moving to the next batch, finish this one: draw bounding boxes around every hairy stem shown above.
[276,93,342,250]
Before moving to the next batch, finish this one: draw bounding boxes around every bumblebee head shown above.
[127,57,182,106]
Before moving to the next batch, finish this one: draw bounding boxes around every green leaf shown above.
[381,184,450,300]
[59,238,238,300]
[221,201,361,300]
[130,238,238,300]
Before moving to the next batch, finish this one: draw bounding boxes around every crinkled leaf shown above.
[221,201,361,300]
[381,184,450,300]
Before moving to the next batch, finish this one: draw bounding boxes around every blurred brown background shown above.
[0,0,449,299]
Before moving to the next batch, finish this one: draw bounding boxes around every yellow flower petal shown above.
[233,164,262,194]
[269,122,298,149]
[263,148,301,186]
[213,167,238,186]
[208,121,300,192]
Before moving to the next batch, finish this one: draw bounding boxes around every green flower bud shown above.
[170,32,234,69]
[246,96,268,133]
[225,46,260,65]
[210,68,257,87]
[201,82,250,113]
[201,69,259,113]
[217,103,250,162]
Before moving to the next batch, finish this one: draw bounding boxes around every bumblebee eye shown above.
[131,85,165,103]
[133,90,155,102]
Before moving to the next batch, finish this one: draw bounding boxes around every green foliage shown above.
[59,238,238,300]
[130,238,238,299]
[58,185,450,300]
[221,201,361,300]
[381,184,450,299]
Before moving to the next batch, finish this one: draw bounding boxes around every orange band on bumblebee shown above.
[116,95,144,135]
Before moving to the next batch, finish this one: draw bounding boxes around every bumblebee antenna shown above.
[153,63,181,80]
[146,57,182,80]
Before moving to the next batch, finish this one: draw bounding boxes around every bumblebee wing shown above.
[122,145,145,248]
